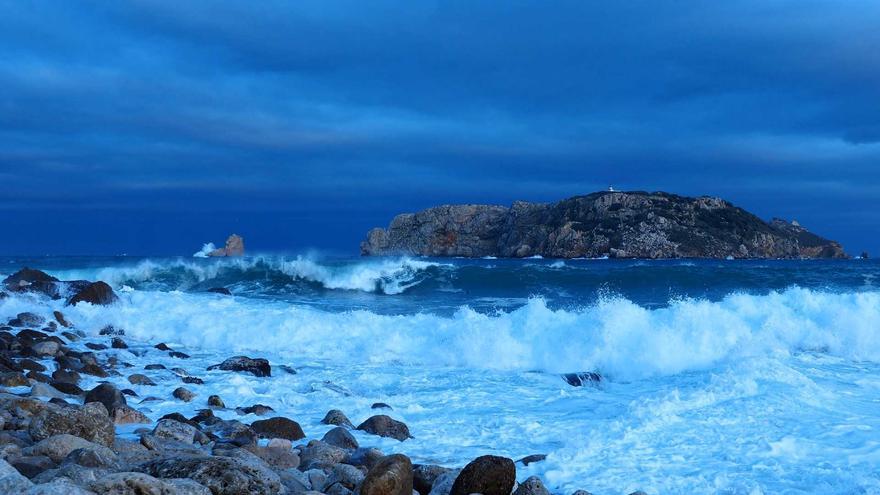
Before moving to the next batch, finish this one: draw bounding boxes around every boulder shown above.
[563,372,602,387]
[9,455,54,479]
[64,447,120,469]
[356,415,411,441]
[250,417,305,441]
[27,477,96,494]
[173,387,196,402]
[513,476,551,495]
[138,455,282,495]
[322,409,355,428]
[53,311,71,328]
[15,312,46,328]
[237,404,274,416]
[324,463,366,491]
[322,426,359,450]
[84,383,126,416]
[152,419,199,444]
[414,464,453,495]
[25,434,116,463]
[518,454,547,466]
[361,454,413,495]
[113,405,150,425]
[0,458,35,492]
[128,374,156,386]
[89,471,181,494]
[299,440,347,470]
[67,281,118,306]
[207,356,270,377]
[449,455,515,495]
[207,287,232,295]
[207,395,225,408]
[2,268,58,287]
[111,337,128,349]
[29,402,115,447]
[0,371,29,387]
[427,469,460,495]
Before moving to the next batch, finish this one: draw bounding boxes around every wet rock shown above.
[80,363,109,378]
[0,458,33,492]
[52,311,71,328]
[324,463,366,491]
[85,343,108,351]
[427,469,460,495]
[144,364,166,370]
[154,343,172,351]
[127,374,156,386]
[322,409,355,429]
[299,440,347,470]
[371,402,393,410]
[152,419,199,444]
[627,491,648,495]
[29,477,96,494]
[25,434,116,463]
[322,426,359,450]
[357,415,411,441]
[15,312,47,328]
[518,454,547,466]
[182,376,204,385]
[110,337,128,349]
[173,387,196,402]
[67,281,118,306]
[139,455,282,495]
[514,476,551,495]
[208,287,232,295]
[414,464,452,495]
[0,371,29,387]
[562,372,602,387]
[50,380,83,395]
[84,383,126,416]
[250,416,305,441]
[207,395,225,408]
[10,455,55,479]
[165,478,213,495]
[61,331,79,342]
[18,359,47,373]
[113,405,150,425]
[168,351,189,359]
[361,454,413,495]
[245,445,301,469]
[237,404,274,416]
[89,471,181,494]
[450,455,515,495]
[345,447,385,471]
[202,419,257,446]
[64,447,120,469]
[30,382,66,399]
[31,341,60,357]
[207,356,271,377]
[99,326,124,336]
[29,402,115,447]
[52,369,80,384]
[277,364,297,375]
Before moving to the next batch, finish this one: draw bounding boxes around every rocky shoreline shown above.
[0,268,632,495]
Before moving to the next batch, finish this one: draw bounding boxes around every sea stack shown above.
[361,191,847,259]
[208,234,245,257]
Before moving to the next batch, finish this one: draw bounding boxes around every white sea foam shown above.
[192,242,216,258]
[13,287,880,380]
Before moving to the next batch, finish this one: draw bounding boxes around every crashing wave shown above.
[192,243,217,258]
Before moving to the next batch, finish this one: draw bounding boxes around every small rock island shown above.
[207,234,245,257]
[361,191,847,259]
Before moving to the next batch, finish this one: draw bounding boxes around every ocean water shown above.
[2,255,880,494]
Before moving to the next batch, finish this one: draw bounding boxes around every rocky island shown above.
[361,191,847,259]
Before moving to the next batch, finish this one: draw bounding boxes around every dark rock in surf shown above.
[99,326,124,336]
[322,409,355,429]
[322,426,359,450]
[371,402,393,410]
[169,351,190,359]
[413,464,452,495]
[250,417,305,441]
[518,454,547,466]
[53,311,71,328]
[67,281,118,306]
[110,337,127,349]
[513,476,551,495]
[207,395,225,408]
[237,404,274,416]
[208,287,232,295]
[207,356,270,377]
[357,415,411,441]
[362,191,848,259]
[450,455,516,495]
[2,268,58,288]
[563,372,602,387]
[84,383,127,417]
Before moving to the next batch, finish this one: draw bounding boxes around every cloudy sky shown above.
[2,1,878,255]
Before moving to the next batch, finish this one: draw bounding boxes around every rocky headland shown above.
[361,191,846,259]
[0,267,610,495]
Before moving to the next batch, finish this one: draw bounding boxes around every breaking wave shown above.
[7,286,879,381]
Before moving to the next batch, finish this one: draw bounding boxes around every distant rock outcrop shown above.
[208,234,245,257]
[361,191,847,259]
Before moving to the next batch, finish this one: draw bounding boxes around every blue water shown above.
[2,255,879,494]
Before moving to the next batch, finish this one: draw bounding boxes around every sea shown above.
[2,254,879,494]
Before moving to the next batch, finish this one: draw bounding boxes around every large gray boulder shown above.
[360,454,413,495]
[139,455,282,495]
[449,455,515,495]
[24,434,116,463]
[29,402,115,447]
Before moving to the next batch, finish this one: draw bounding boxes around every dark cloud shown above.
[0,0,878,255]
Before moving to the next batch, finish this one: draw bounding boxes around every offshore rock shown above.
[362,191,847,259]
[67,282,118,306]
[208,234,245,257]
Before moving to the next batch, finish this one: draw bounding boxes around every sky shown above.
[1,1,879,256]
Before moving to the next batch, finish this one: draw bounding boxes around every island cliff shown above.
[361,191,847,259]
